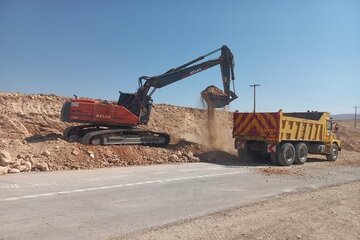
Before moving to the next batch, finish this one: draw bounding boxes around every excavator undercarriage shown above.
[63,125,170,147]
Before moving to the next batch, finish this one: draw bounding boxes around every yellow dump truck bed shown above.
[233,110,330,143]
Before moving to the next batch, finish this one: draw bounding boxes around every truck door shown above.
[325,120,333,143]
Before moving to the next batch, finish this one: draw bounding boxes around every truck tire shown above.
[326,144,338,161]
[294,142,308,164]
[277,143,295,166]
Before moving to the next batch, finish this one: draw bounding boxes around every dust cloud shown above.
[199,97,236,154]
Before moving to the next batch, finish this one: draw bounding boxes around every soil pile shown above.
[202,85,227,96]
[336,119,360,152]
[0,92,233,174]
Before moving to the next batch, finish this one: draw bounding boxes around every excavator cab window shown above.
[118,92,135,110]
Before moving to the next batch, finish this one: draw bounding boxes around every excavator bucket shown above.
[201,85,234,108]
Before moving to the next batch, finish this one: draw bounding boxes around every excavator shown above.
[60,45,237,146]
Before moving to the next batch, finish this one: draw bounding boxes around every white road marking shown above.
[0,184,21,189]
[0,182,55,189]
[0,171,243,202]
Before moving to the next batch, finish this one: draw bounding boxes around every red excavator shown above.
[60,45,237,146]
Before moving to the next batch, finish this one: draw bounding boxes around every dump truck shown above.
[233,110,341,166]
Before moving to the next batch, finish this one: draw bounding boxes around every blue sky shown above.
[0,0,359,114]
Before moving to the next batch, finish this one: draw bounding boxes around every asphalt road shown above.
[0,162,359,240]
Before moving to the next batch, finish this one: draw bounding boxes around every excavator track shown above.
[63,125,170,147]
[82,129,170,147]
[63,125,101,142]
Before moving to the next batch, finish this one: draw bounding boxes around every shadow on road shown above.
[167,140,273,167]
[306,157,327,163]
[198,150,271,167]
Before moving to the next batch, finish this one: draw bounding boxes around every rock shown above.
[190,156,200,162]
[31,162,38,170]
[29,156,36,165]
[24,161,32,170]
[9,168,20,174]
[0,166,8,175]
[168,154,179,162]
[42,150,51,157]
[12,160,21,168]
[36,162,49,171]
[108,158,119,163]
[104,149,113,158]
[17,153,26,159]
[86,150,95,159]
[0,150,13,166]
[11,139,22,145]
[187,151,194,158]
[71,149,79,156]
[18,165,30,172]
[176,151,183,157]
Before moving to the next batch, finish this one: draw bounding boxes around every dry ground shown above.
[115,181,360,240]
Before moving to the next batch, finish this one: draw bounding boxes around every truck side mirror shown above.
[334,123,339,132]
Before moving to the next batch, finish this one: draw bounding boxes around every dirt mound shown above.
[0,93,69,138]
[336,120,360,152]
[0,92,233,174]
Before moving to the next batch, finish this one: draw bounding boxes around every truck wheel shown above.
[326,144,338,161]
[294,143,308,164]
[277,143,295,166]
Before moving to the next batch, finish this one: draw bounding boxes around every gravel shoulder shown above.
[116,181,360,240]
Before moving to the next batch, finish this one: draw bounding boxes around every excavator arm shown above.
[138,45,236,97]
[125,45,237,123]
